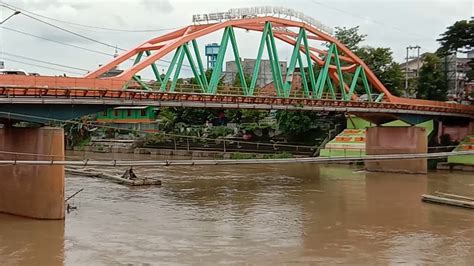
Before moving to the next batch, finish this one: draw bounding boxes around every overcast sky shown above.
[0,0,472,78]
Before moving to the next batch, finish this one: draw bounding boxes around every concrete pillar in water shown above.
[0,127,64,219]
[365,126,427,174]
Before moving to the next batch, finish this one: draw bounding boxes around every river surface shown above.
[1,151,474,265]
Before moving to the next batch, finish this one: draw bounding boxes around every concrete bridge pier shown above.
[0,127,65,219]
[365,126,428,174]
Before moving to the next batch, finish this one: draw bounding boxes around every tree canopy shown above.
[416,53,447,101]
[333,26,367,51]
[333,26,404,96]
[436,19,474,55]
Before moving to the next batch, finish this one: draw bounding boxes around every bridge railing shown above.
[1,75,473,115]
[134,82,345,100]
[0,75,127,90]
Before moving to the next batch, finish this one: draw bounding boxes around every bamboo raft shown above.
[66,167,162,186]
[421,191,474,209]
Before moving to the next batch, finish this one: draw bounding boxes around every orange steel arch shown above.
[84,16,395,101]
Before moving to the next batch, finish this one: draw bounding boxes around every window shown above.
[140,109,147,117]
[127,110,132,117]
[114,110,119,117]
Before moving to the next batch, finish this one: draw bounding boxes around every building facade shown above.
[96,106,160,132]
[222,58,287,87]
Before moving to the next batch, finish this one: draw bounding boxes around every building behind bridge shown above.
[222,58,287,88]
[400,51,473,100]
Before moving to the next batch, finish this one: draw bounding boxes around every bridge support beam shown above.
[0,127,64,219]
[365,126,427,174]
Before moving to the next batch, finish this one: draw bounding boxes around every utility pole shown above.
[405,47,409,93]
[405,45,421,97]
[454,49,458,98]
[415,45,421,77]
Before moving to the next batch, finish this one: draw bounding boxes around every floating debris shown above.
[421,191,474,209]
[66,167,162,186]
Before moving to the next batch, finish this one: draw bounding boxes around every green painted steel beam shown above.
[123,51,144,90]
[228,27,248,95]
[347,65,362,100]
[375,92,384,102]
[316,44,334,98]
[283,27,305,97]
[326,75,336,99]
[297,52,310,97]
[267,23,285,97]
[301,30,317,97]
[145,51,162,83]
[360,67,372,101]
[249,22,271,95]
[191,39,208,89]
[133,75,151,90]
[183,43,206,93]
[160,46,183,92]
[265,35,282,97]
[170,45,186,92]
[209,27,231,94]
[332,45,347,100]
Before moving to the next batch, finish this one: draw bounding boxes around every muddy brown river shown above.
[1,151,473,265]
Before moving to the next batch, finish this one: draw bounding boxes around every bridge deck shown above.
[0,86,473,118]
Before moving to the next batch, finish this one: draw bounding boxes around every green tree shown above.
[436,19,474,55]
[276,111,320,138]
[157,108,176,131]
[333,26,404,96]
[416,53,447,101]
[233,73,252,88]
[333,26,367,51]
[356,47,404,96]
[172,69,223,126]
[436,19,474,82]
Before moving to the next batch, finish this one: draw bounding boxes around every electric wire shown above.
[1,27,182,71]
[1,5,195,70]
[1,2,182,33]
[1,26,113,57]
[1,56,86,75]
[2,51,90,72]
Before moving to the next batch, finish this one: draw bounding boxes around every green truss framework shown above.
[126,22,381,102]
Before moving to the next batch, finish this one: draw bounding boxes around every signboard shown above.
[192,6,333,35]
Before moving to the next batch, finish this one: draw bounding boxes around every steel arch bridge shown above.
[87,16,391,101]
[0,16,473,122]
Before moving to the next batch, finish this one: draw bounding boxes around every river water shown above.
[1,152,474,265]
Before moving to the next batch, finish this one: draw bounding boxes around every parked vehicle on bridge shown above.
[357,93,380,102]
[0,69,29,75]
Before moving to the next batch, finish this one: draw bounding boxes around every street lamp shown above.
[0,10,21,25]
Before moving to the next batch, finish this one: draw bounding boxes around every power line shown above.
[2,51,90,71]
[1,5,203,71]
[19,11,123,51]
[1,2,183,33]
[2,56,85,75]
[2,26,113,57]
[1,27,179,70]
[309,0,433,40]
[2,5,194,69]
